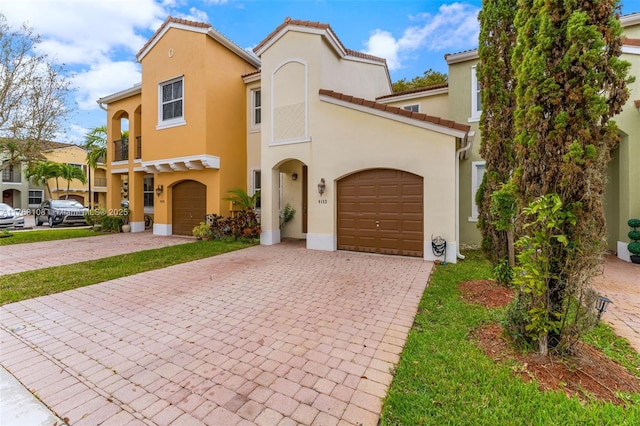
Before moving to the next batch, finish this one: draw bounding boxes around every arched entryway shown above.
[337,168,423,257]
[172,180,206,236]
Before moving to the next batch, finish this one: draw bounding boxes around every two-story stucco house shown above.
[99,17,473,262]
[445,12,640,262]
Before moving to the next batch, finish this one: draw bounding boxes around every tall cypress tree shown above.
[511,0,631,353]
[476,0,518,271]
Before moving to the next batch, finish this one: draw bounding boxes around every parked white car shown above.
[0,203,25,229]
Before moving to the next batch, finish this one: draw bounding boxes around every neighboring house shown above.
[99,17,473,262]
[1,152,32,209]
[1,142,107,210]
[41,142,107,207]
[445,12,640,261]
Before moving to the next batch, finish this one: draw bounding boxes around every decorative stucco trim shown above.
[260,229,281,245]
[141,154,220,174]
[271,59,309,144]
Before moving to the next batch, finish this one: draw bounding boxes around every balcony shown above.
[2,168,21,183]
[114,138,129,162]
[94,177,107,187]
[135,136,142,160]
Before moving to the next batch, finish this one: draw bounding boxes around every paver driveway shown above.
[0,240,432,425]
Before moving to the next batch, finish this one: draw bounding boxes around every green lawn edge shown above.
[0,239,257,305]
[379,250,640,426]
[0,228,106,245]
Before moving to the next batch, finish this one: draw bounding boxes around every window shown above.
[29,190,43,206]
[253,170,261,208]
[403,104,420,113]
[143,176,154,208]
[469,161,486,221]
[252,89,262,127]
[157,77,185,128]
[470,66,482,120]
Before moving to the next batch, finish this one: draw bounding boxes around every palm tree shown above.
[224,188,261,210]
[84,126,107,170]
[24,161,59,199]
[59,163,87,200]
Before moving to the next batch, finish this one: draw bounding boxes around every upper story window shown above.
[470,66,482,121]
[252,89,262,128]
[157,76,186,129]
[403,104,420,113]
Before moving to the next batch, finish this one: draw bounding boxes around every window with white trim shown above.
[253,170,261,208]
[252,89,262,127]
[143,176,154,209]
[403,104,420,113]
[158,77,184,127]
[470,161,486,221]
[29,190,43,206]
[471,66,482,120]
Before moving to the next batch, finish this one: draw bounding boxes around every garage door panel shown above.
[337,169,423,257]
[172,180,206,236]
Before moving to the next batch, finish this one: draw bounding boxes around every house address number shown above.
[318,199,328,204]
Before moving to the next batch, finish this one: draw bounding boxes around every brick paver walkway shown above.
[593,255,640,353]
[1,241,432,425]
[0,232,192,275]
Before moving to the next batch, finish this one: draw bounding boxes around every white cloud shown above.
[363,2,480,71]
[73,61,142,110]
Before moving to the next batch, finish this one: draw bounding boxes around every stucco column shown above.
[106,172,122,212]
[260,167,281,245]
[128,171,145,232]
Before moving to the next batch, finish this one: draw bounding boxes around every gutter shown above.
[455,130,476,260]
[98,101,107,111]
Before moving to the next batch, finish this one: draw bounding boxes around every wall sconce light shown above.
[292,173,298,181]
[317,178,326,196]
[155,184,164,196]
[595,295,612,323]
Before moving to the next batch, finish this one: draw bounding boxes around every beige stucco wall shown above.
[258,27,460,261]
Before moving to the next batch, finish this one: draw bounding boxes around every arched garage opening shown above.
[172,180,206,236]
[337,168,423,257]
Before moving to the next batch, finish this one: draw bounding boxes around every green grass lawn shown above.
[380,250,640,426]
[0,228,104,245]
[0,238,257,305]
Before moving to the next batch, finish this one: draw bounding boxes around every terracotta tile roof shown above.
[253,17,386,64]
[137,16,212,58]
[242,69,261,78]
[623,37,640,46]
[319,89,470,133]
[376,83,449,100]
[43,141,81,150]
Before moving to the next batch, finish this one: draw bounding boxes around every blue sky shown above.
[1,0,638,144]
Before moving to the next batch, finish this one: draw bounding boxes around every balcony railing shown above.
[114,138,129,162]
[135,136,142,160]
[2,169,21,183]
[94,177,107,187]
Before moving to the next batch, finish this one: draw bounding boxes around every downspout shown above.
[97,101,107,111]
[455,131,475,260]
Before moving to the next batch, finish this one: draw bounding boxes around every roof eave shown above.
[97,84,142,105]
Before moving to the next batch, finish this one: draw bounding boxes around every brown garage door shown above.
[338,169,423,257]
[172,180,206,236]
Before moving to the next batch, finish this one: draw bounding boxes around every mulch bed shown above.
[459,279,640,405]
